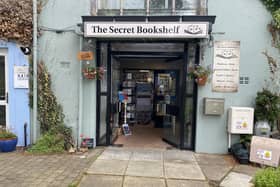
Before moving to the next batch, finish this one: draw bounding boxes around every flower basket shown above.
[82,66,105,80]
[188,65,211,86]
[83,67,96,80]
[195,76,208,86]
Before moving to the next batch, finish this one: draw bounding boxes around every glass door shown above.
[0,54,8,129]
[110,56,121,143]
[154,70,180,147]
[96,42,121,145]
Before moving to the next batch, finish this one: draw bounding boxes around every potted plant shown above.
[188,65,211,86]
[82,66,105,80]
[0,128,18,152]
[254,89,280,137]
[82,66,96,80]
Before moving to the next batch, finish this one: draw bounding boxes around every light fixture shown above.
[20,47,31,55]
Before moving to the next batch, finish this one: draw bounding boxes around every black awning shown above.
[82,15,216,24]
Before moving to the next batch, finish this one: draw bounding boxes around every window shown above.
[92,0,207,16]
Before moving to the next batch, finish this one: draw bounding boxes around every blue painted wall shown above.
[0,41,30,146]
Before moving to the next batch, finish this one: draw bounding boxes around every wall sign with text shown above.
[84,22,209,38]
[212,41,240,92]
[14,66,29,89]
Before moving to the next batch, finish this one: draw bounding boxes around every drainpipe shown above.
[77,37,83,149]
[32,0,38,143]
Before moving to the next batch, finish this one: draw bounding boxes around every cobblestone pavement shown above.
[79,147,260,187]
[0,148,104,187]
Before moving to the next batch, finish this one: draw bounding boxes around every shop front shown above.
[82,16,215,150]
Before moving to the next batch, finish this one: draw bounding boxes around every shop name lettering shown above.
[90,25,203,35]
[91,25,180,34]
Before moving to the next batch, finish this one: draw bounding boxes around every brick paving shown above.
[0,148,103,187]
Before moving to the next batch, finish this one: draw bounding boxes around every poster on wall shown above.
[212,41,240,92]
[14,66,29,89]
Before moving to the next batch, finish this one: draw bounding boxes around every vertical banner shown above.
[212,41,240,92]
[14,66,29,89]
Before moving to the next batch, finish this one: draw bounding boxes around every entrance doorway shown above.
[0,51,8,129]
[96,42,198,150]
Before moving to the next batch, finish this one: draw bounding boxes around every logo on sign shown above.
[184,25,203,35]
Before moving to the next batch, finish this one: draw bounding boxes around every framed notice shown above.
[14,66,29,89]
[212,41,240,92]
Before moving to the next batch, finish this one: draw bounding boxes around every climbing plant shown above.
[261,0,280,48]
[29,61,74,150]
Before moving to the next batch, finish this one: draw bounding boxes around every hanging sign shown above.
[212,41,240,92]
[84,22,209,38]
[14,66,29,89]
[77,51,94,61]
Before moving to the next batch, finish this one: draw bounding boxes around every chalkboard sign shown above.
[122,124,131,136]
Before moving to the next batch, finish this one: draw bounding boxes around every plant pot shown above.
[255,120,271,137]
[83,71,96,80]
[195,76,207,86]
[0,137,18,152]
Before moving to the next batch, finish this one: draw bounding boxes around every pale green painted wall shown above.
[195,0,279,153]
[39,0,96,144]
[38,0,278,153]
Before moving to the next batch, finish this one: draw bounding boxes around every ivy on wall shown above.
[261,0,280,48]
[29,61,74,150]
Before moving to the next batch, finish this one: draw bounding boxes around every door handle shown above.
[6,92,8,104]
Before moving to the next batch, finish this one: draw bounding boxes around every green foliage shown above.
[261,0,280,49]
[273,9,280,29]
[261,0,280,12]
[29,62,74,151]
[188,65,211,79]
[0,129,17,139]
[254,167,280,187]
[255,89,280,123]
[27,132,65,154]
[239,134,252,145]
[37,63,65,133]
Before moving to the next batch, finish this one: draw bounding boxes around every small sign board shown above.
[250,136,280,167]
[14,66,29,89]
[77,51,94,61]
[82,138,94,149]
[122,123,131,136]
[212,41,240,92]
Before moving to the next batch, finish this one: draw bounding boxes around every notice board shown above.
[212,41,240,92]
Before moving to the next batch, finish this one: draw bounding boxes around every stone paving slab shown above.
[126,160,164,178]
[199,164,232,183]
[123,176,165,187]
[164,162,205,180]
[220,172,252,187]
[130,150,163,162]
[98,148,132,160]
[195,154,229,166]
[167,179,210,187]
[163,150,196,163]
[79,174,123,187]
[233,165,260,177]
[87,159,129,175]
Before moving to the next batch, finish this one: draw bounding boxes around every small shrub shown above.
[27,132,65,154]
[0,129,17,139]
[254,167,280,187]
